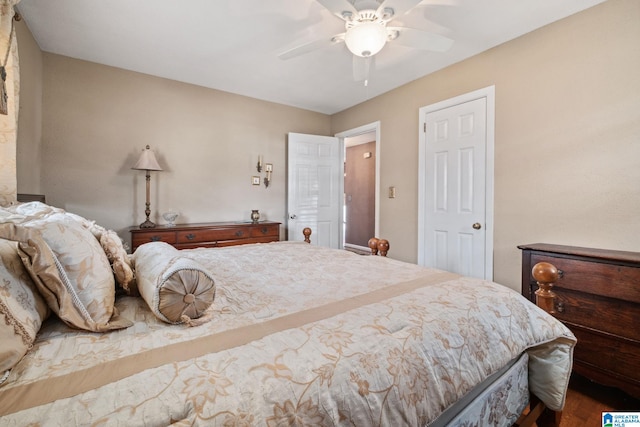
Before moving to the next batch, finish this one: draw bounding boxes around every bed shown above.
[0,202,576,426]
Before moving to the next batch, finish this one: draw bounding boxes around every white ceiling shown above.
[17,0,606,115]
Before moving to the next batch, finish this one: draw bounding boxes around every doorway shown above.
[286,124,379,249]
[344,135,376,251]
[287,132,341,247]
[336,122,380,252]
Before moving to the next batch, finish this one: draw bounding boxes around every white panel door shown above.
[287,132,342,248]
[420,96,489,278]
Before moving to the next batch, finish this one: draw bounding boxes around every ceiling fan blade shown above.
[278,34,345,60]
[376,0,423,19]
[388,27,453,52]
[352,55,376,85]
[316,0,358,21]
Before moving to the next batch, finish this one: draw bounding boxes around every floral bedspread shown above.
[0,242,575,426]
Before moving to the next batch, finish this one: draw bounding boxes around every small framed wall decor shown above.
[252,176,260,185]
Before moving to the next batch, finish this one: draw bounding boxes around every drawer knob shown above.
[557,269,564,278]
[186,233,196,240]
[556,301,565,313]
[150,236,161,242]
[235,230,244,237]
[261,227,268,234]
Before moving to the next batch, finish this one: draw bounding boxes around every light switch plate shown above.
[389,186,396,198]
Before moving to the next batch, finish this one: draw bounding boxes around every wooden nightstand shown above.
[519,243,640,399]
[130,221,280,252]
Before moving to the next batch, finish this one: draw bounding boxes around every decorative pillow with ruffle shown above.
[0,217,132,332]
[100,230,136,295]
[134,242,216,326]
[4,202,136,296]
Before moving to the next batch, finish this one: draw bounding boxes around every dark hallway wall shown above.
[345,141,375,247]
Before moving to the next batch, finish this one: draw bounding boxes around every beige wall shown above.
[16,0,639,290]
[37,55,330,244]
[15,18,42,194]
[331,0,640,290]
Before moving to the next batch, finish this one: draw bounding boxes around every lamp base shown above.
[139,219,157,228]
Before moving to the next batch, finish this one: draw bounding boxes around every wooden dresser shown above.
[130,221,280,251]
[519,243,640,398]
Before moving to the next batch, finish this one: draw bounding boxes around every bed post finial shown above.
[377,239,389,257]
[367,237,389,257]
[532,262,559,314]
[303,227,312,243]
[368,238,379,255]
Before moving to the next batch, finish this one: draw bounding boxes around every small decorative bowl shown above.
[162,211,179,227]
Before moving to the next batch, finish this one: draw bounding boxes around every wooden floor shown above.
[550,374,640,426]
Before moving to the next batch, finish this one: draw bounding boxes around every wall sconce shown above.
[255,155,272,188]
[264,163,273,188]
[256,155,263,173]
[132,145,164,228]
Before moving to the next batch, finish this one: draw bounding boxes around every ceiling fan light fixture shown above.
[344,21,387,57]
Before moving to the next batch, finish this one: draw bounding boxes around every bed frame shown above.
[520,261,564,427]
[302,227,390,257]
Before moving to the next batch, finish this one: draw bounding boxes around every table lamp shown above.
[132,145,163,228]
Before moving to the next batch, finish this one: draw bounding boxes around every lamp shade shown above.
[345,21,387,57]
[132,145,163,171]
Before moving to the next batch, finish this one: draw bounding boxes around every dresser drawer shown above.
[250,224,279,238]
[174,241,218,250]
[215,236,276,247]
[174,236,277,249]
[131,231,177,248]
[572,327,640,383]
[176,227,247,244]
[531,254,640,304]
[554,288,640,341]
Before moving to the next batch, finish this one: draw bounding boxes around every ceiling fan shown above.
[278,0,454,81]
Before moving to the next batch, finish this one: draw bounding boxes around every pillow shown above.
[0,239,50,375]
[5,202,134,294]
[134,242,216,326]
[100,230,136,295]
[0,217,132,332]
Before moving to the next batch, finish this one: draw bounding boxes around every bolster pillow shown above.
[133,242,216,325]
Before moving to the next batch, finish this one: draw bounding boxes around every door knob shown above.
[472,223,482,230]
[290,214,297,219]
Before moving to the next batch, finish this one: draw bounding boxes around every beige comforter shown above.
[0,242,575,426]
